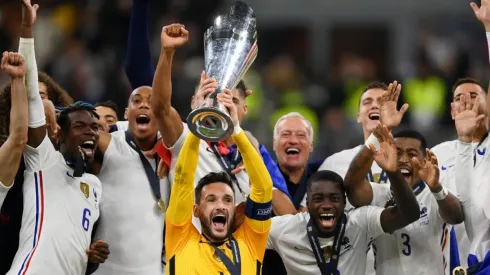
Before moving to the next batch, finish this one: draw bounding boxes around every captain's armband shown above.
[245,197,272,221]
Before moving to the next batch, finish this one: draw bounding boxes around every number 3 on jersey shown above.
[401,233,411,256]
[82,208,91,231]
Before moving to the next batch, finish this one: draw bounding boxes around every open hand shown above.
[87,240,110,264]
[471,0,490,31]
[217,89,239,126]
[191,71,218,110]
[452,92,485,142]
[368,124,397,173]
[1,52,26,79]
[21,0,39,27]
[411,149,441,192]
[379,80,409,129]
[161,24,189,53]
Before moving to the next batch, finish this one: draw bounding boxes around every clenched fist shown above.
[1,52,26,79]
[161,24,189,53]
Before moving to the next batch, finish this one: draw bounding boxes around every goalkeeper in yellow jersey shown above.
[164,86,273,275]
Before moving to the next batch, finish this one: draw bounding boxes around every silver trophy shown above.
[187,1,258,142]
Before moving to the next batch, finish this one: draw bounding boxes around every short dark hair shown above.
[235,80,248,99]
[195,172,235,203]
[393,129,427,155]
[57,101,100,134]
[94,100,119,114]
[451,78,486,96]
[306,170,346,200]
[359,81,388,107]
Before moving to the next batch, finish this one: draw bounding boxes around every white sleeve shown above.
[349,206,385,239]
[300,193,307,208]
[454,141,473,203]
[18,38,44,128]
[267,215,292,250]
[115,121,128,131]
[318,157,334,172]
[371,183,391,207]
[23,133,59,171]
[0,181,11,208]
[164,122,188,154]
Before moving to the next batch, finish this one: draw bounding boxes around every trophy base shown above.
[187,107,234,142]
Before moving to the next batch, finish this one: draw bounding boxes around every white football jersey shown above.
[94,130,170,275]
[371,184,451,275]
[7,135,102,275]
[454,138,490,267]
[318,145,388,210]
[432,139,469,268]
[267,208,385,275]
[0,181,10,208]
[318,144,387,275]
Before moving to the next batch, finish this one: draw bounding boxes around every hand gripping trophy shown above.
[187,1,258,141]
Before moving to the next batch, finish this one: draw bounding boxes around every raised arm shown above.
[0,52,28,189]
[166,132,200,225]
[218,90,273,232]
[412,149,464,224]
[344,145,375,207]
[151,24,187,147]
[19,0,44,148]
[370,125,420,233]
[124,0,155,89]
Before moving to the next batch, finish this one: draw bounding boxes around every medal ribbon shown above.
[307,214,347,275]
[208,142,245,196]
[367,169,388,183]
[206,237,242,275]
[125,131,164,210]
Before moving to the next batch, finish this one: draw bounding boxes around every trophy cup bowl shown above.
[187,1,258,142]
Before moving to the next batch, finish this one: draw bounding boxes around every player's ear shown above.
[193,204,200,217]
[124,108,128,120]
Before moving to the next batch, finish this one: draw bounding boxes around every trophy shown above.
[187,1,258,142]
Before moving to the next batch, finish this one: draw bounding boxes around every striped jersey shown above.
[7,135,102,275]
[372,184,451,275]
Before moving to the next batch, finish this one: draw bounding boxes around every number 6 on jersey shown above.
[82,208,91,231]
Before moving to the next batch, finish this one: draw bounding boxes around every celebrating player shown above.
[164,87,273,273]
[0,52,28,208]
[267,124,420,274]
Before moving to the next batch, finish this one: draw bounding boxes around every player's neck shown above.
[280,164,306,184]
[134,135,157,151]
[363,129,371,142]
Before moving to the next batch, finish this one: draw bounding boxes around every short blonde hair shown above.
[273,112,314,142]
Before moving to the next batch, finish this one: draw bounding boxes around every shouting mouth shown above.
[400,167,412,183]
[318,213,336,230]
[368,112,380,121]
[79,140,96,158]
[136,114,151,131]
[212,214,227,232]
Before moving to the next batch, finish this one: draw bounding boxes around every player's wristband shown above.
[365,133,380,151]
[432,185,448,201]
[232,124,242,136]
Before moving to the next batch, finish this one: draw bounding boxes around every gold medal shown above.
[213,252,222,262]
[452,267,466,275]
[157,199,166,213]
[322,246,333,261]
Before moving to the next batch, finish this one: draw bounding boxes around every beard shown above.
[200,213,234,243]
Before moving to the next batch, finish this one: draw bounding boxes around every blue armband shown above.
[245,197,272,221]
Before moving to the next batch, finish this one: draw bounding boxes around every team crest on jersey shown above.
[419,205,429,226]
[80,182,90,199]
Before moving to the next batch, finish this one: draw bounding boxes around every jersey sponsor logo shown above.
[419,206,429,226]
[441,165,455,171]
[338,236,353,256]
[257,207,272,216]
[80,182,90,199]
